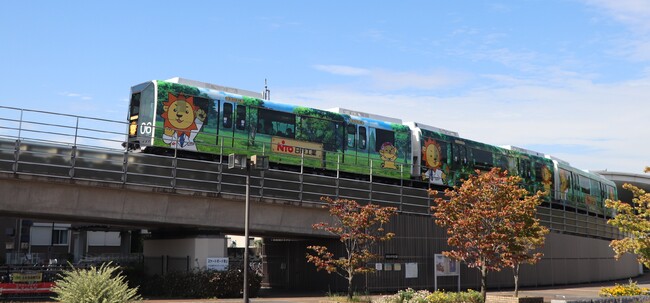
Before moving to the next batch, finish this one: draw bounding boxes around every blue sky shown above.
[1,0,648,173]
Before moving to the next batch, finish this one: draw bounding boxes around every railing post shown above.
[336,154,340,199]
[399,164,404,212]
[122,150,129,185]
[73,117,80,146]
[299,151,304,203]
[219,137,224,164]
[171,157,177,189]
[259,169,265,199]
[69,145,77,178]
[369,160,373,203]
[12,139,20,173]
[16,109,24,139]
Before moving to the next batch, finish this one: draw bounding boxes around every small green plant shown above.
[51,262,141,303]
[326,291,372,302]
[599,279,650,297]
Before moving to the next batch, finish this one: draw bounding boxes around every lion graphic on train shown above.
[161,93,206,151]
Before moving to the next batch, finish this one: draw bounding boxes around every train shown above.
[126,77,617,216]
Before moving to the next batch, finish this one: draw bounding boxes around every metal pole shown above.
[243,163,251,303]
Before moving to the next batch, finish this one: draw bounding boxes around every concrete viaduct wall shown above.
[0,173,332,237]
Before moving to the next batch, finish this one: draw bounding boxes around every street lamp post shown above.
[228,154,268,303]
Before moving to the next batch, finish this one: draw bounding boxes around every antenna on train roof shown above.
[263,79,271,100]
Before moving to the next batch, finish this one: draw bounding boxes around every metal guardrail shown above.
[0,106,621,240]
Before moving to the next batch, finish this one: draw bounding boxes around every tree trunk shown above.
[348,274,354,300]
[514,264,520,297]
[480,265,488,302]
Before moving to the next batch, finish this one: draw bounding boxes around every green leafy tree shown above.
[431,167,547,300]
[605,166,650,268]
[293,107,345,151]
[306,197,397,300]
[391,123,411,163]
[241,96,264,145]
[52,262,141,303]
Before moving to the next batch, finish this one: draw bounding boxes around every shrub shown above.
[374,289,482,303]
[126,268,262,299]
[599,280,650,297]
[51,262,141,303]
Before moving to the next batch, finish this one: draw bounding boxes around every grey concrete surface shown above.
[138,272,650,303]
[0,173,332,237]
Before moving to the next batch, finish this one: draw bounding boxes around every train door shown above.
[358,126,368,166]
[234,103,249,151]
[557,168,572,201]
[345,124,357,164]
[220,102,235,147]
[343,124,368,166]
[451,141,468,185]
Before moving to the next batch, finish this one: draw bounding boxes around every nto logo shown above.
[277,140,294,153]
[271,137,323,160]
[139,122,153,135]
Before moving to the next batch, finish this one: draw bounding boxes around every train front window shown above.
[129,92,141,121]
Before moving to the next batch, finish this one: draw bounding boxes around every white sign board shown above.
[435,254,460,276]
[405,262,418,278]
[434,254,461,291]
[206,257,229,271]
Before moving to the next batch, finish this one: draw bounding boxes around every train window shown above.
[236,106,246,130]
[359,127,367,150]
[452,144,467,166]
[471,148,493,171]
[579,176,590,195]
[533,162,544,181]
[496,154,508,171]
[558,169,571,199]
[297,115,337,147]
[519,158,532,178]
[347,125,356,148]
[374,129,395,152]
[590,179,600,199]
[223,103,233,128]
[607,185,616,201]
[257,108,295,138]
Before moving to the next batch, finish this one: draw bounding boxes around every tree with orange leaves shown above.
[431,167,548,300]
[306,197,397,300]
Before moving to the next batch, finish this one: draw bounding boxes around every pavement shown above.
[489,272,650,302]
[141,272,650,303]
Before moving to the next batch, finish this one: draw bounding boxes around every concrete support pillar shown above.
[143,235,228,275]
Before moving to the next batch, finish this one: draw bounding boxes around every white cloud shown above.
[585,0,650,31]
[60,92,92,101]
[313,65,370,76]
[313,64,467,90]
[584,0,650,61]
[276,73,650,173]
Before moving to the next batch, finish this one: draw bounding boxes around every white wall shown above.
[87,231,121,246]
[143,236,228,269]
